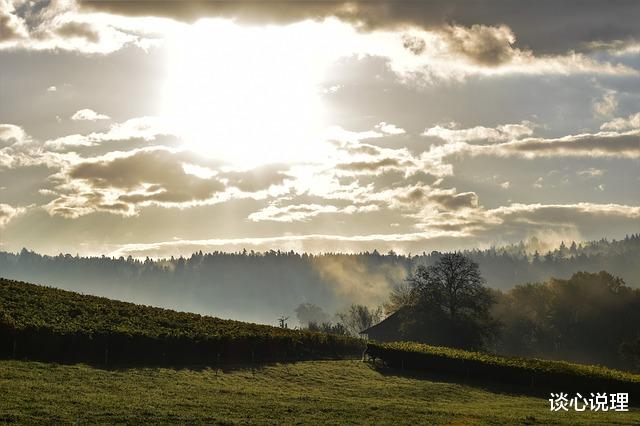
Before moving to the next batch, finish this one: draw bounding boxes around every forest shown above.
[0,234,638,325]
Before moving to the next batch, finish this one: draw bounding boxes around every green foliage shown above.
[0,278,363,365]
[398,253,497,350]
[367,341,640,396]
[493,271,640,368]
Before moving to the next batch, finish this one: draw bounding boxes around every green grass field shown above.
[2,278,639,424]
[1,359,638,425]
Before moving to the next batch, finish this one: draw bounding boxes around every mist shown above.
[1,234,637,325]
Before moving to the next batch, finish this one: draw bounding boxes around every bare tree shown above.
[337,304,383,337]
[277,316,289,329]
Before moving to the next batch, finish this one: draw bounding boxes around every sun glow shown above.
[163,20,338,166]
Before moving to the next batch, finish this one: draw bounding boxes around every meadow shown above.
[1,359,639,425]
[2,278,639,424]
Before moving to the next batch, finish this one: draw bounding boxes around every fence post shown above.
[104,348,109,366]
[12,340,16,359]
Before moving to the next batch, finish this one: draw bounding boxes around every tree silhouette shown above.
[401,253,496,350]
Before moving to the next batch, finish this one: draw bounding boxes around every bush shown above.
[367,341,640,397]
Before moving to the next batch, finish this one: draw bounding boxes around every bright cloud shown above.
[70,108,110,121]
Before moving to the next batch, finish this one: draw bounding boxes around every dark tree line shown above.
[384,253,640,370]
[0,234,637,326]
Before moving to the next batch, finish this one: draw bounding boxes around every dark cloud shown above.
[55,21,100,43]
[496,131,640,158]
[337,157,407,172]
[0,1,27,41]
[439,24,516,66]
[402,33,425,55]
[431,191,479,210]
[79,0,640,55]
[48,148,226,217]
[392,186,479,211]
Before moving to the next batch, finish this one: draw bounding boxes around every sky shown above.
[0,0,639,258]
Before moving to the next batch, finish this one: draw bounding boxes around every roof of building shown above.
[360,307,408,335]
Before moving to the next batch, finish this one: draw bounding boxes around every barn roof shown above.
[360,307,407,335]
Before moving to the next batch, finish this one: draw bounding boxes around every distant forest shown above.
[0,234,638,325]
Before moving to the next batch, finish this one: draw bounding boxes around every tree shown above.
[401,252,496,350]
[383,282,413,315]
[494,271,640,367]
[306,321,348,335]
[295,303,330,327]
[277,316,289,329]
[337,304,383,337]
[620,339,640,371]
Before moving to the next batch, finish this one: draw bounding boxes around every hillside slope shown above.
[0,278,362,365]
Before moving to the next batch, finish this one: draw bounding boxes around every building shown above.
[360,308,407,342]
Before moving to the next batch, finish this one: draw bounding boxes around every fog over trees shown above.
[0,234,638,326]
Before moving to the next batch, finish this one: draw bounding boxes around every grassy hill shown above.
[1,278,640,423]
[1,359,639,424]
[0,278,362,365]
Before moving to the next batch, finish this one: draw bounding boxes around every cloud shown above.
[423,121,535,142]
[0,203,26,227]
[106,200,640,258]
[55,20,100,43]
[46,85,57,92]
[107,231,459,259]
[592,92,618,118]
[45,147,227,217]
[480,131,640,159]
[425,122,640,159]
[0,123,27,146]
[600,112,640,131]
[374,122,405,135]
[587,39,640,56]
[220,164,292,193]
[248,203,379,223]
[430,190,480,211]
[79,0,640,57]
[0,123,64,169]
[44,116,175,150]
[578,168,604,177]
[5,1,632,81]
[386,185,479,213]
[488,203,640,229]
[70,108,110,121]
[336,157,407,174]
[411,200,640,245]
[438,24,516,66]
[42,146,299,218]
[0,0,158,54]
[0,0,28,41]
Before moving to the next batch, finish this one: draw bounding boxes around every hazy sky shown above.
[1,0,639,257]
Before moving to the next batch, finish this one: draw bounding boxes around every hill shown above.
[0,278,362,365]
[1,359,639,424]
[1,279,639,422]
